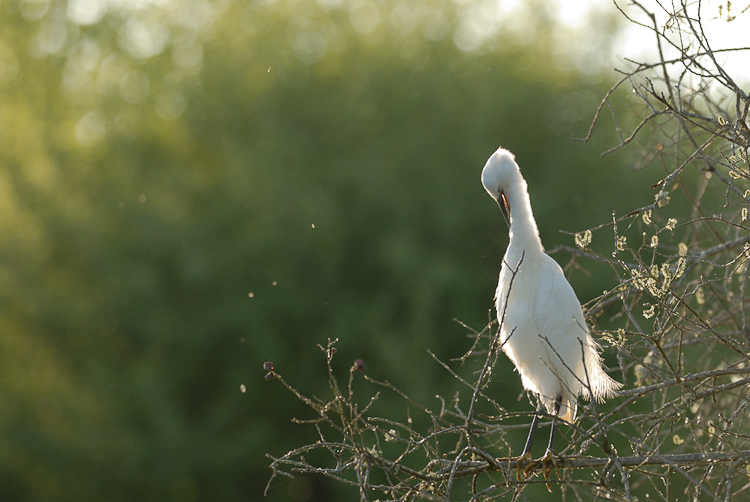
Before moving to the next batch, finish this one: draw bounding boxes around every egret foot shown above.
[523,450,561,492]
[512,451,533,481]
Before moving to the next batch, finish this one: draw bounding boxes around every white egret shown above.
[481,147,621,477]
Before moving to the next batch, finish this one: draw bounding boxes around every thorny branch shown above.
[266,2,750,500]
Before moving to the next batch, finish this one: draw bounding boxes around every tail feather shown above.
[582,337,623,402]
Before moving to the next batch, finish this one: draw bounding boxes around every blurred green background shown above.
[0,0,664,500]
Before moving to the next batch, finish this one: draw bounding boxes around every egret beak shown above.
[497,191,511,227]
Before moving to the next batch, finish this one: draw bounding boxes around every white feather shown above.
[482,147,621,423]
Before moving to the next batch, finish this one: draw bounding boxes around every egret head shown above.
[481,148,520,226]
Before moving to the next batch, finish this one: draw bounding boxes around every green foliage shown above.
[0,1,650,500]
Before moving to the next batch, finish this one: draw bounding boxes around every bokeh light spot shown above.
[67,0,107,26]
[75,112,105,147]
[120,17,170,60]
[349,1,380,34]
[154,89,186,120]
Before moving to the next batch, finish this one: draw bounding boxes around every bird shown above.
[481,147,621,480]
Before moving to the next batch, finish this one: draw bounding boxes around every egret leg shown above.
[522,408,542,457]
[524,396,563,491]
[514,398,542,480]
[545,395,562,454]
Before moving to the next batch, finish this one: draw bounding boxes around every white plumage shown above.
[481,147,621,457]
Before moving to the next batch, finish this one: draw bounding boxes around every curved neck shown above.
[506,176,544,256]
